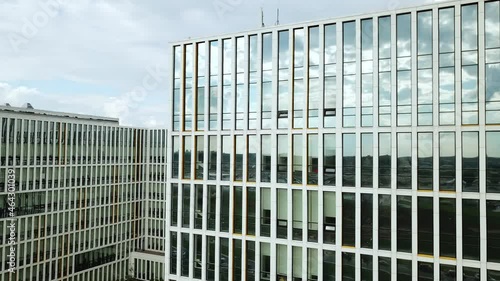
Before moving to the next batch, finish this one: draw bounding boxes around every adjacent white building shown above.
[0,105,167,281]
[167,0,500,280]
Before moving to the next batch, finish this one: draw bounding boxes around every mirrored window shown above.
[235,37,245,130]
[343,134,356,187]
[221,136,231,181]
[208,136,217,180]
[323,134,336,186]
[278,31,290,129]
[172,136,180,179]
[308,191,319,242]
[293,190,303,240]
[292,134,303,184]
[397,133,412,189]
[247,135,257,182]
[184,44,194,131]
[260,188,271,237]
[307,134,318,185]
[234,136,244,181]
[277,189,288,239]
[209,41,219,130]
[277,135,288,183]
[417,133,433,190]
[248,35,258,129]
[343,21,356,128]
[361,133,373,187]
[324,24,337,128]
[324,192,336,244]
[183,136,192,179]
[462,132,479,192]
[379,133,392,188]
[292,29,305,129]
[439,132,455,191]
[486,132,500,193]
[261,135,271,182]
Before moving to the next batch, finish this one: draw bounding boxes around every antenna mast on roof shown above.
[276,8,280,25]
[261,7,265,27]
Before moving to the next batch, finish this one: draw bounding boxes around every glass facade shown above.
[168,1,500,280]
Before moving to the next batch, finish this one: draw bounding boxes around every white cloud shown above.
[1,0,430,127]
[0,82,166,128]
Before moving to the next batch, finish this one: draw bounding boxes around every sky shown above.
[0,0,441,128]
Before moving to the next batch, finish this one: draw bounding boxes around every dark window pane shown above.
[418,133,433,190]
[463,267,480,281]
[397,259,412,281]
[361,255,372,281]
[233,239,242,280]
[324,134,336,186]
[342,252,355,281]
[488,270,500,281]
[418,262,434,281]
[181,233,189,276]
[418,197,433,255]
[379,133,392,188]
[462,132,479,192]
[486,132,500,193]
[343,134,356,187]
[246,241,256,281]
[170,184,178,226]
[234,187,243,234]
[440,198,456,257]
[220,186,230,232]
[487,200,500,262]
[182,184,190,228]
[220,238,229,281]
[397,196,412,253]
[247,187,256,235]
[463,199,480,260]
[439,132,456,191]
[440,264,456,281]
[361,133,373,187]
[398,133,412,189]
[342,193,355,246]
[361,194,373,248]
[379,194,391,251]
[323,250,336,280]
[206,236,216,280]
[379,257,391,281]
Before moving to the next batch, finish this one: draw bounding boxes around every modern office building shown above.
[0,105,167,281]
[167,0,500,280]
